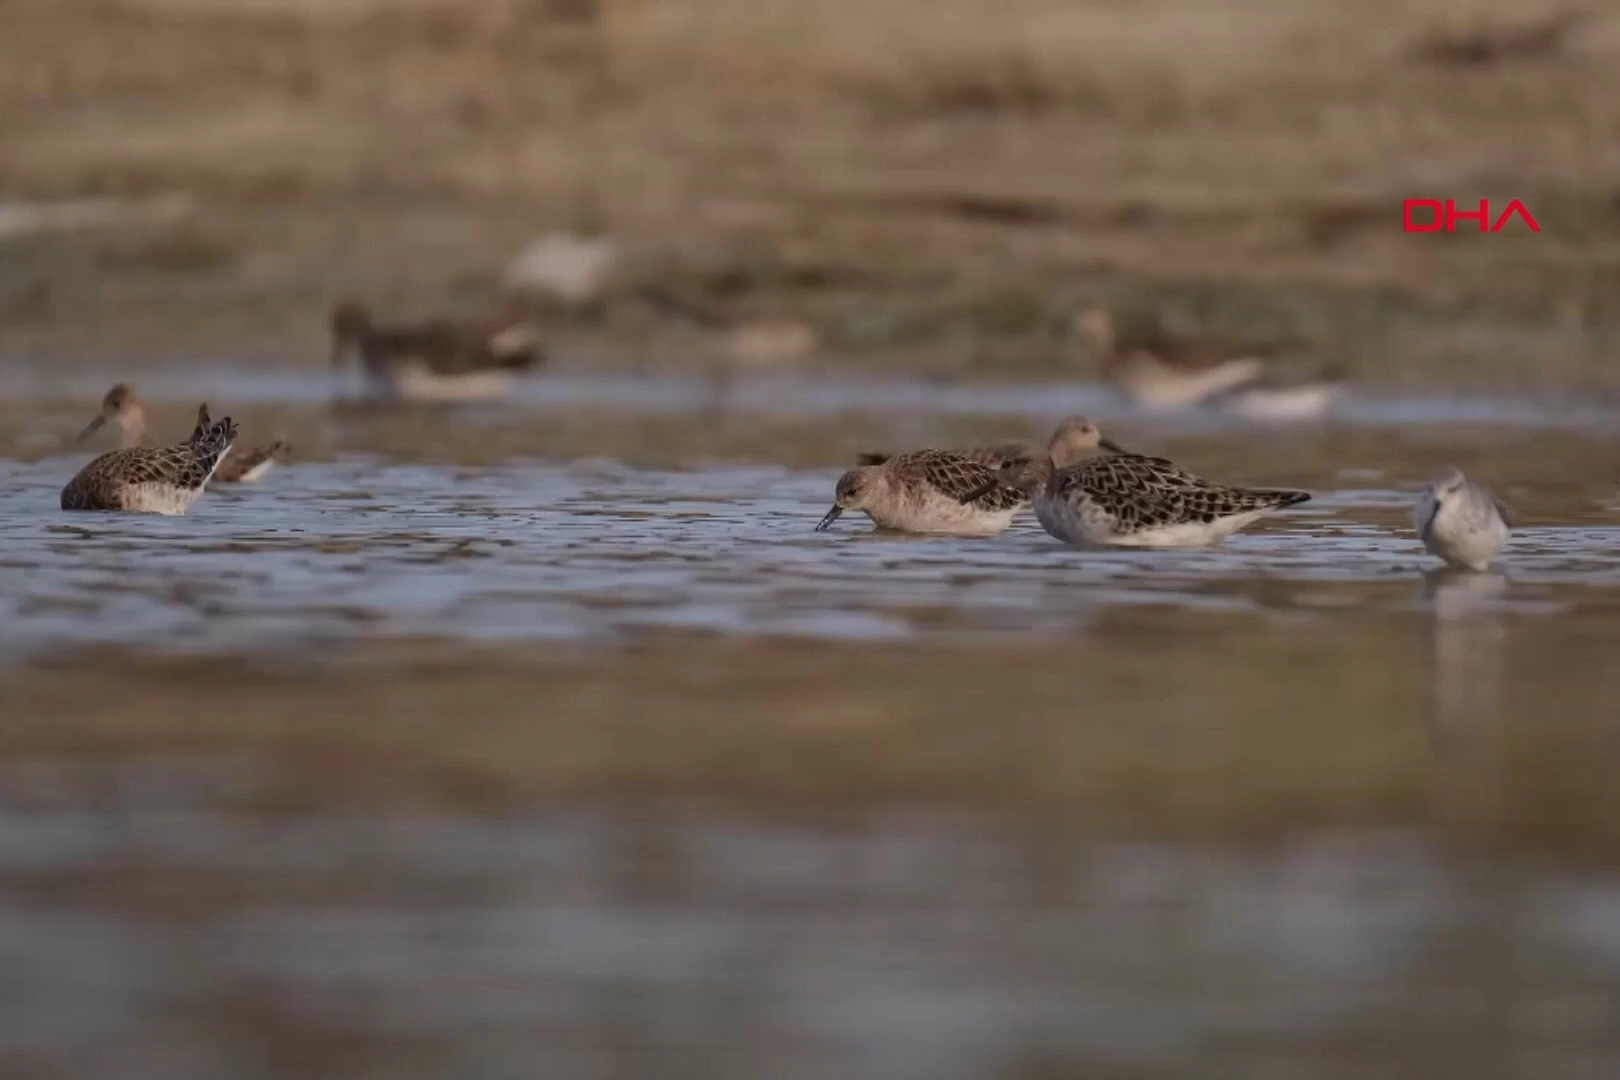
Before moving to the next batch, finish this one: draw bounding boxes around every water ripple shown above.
[3,454,1620,659]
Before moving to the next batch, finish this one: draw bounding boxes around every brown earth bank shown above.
[3,0,1620,388]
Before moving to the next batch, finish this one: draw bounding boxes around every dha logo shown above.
[1403,199,1541,233]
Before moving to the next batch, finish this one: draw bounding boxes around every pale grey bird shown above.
[1413,466,1511,572]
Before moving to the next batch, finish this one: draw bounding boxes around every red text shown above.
[1403,199,1541,233]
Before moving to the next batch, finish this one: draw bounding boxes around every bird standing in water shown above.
[1413,466,1511,571]
[62,407,238,514]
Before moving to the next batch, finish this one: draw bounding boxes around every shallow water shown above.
[5,371,1620,1075]
[2,449,1619,658]
[1,765,1618,1077]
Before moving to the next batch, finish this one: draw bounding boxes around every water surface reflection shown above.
[0,763,1617,1077]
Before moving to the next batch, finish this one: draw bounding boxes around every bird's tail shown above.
[188,411,240,484]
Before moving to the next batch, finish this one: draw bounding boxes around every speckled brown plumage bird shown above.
[963,418,1311,548]
[816,448,1029,536]
[61,408,238,514]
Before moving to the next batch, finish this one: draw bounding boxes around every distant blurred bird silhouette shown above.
[328,299,546,403]
[1077,306,1343,420]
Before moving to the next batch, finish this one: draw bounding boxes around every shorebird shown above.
[75,383,150,447]
[815,449,1026,536]
[75,386,289,484]
[61,406,237,514]
[817,417,1121,536]
[1077,306,1342,419]
[215,438,292,483]
[961,418,1311,548]
[328,299,546,403]
[1413,466,1511,572]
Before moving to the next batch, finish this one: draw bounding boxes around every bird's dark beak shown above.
[75,414,107,443]
[815,506,843,531]
[1099,438,1127,454]
[1419,498,1440,544]
[959,481,998,505]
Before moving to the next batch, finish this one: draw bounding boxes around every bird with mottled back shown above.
[1053,452,1309,536]
[61,408,239,515]
[959,418,1310,548]
[816,448,1029,536]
